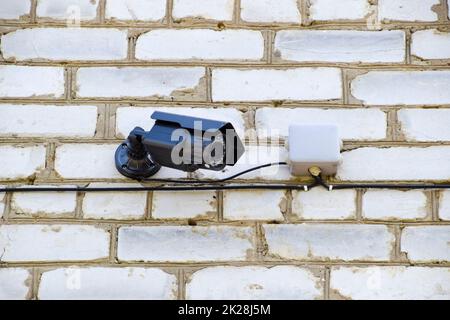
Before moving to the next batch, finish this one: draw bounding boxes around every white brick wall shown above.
[398,109,450,142]
[118,226,255,262]
[105,0,166,21]
[0,225,110,262]
[152,191,216,219]
[136,29,264,61]
[76,67,205,99]
[38,267,177,300]
[2,28,128,61]
[439,191,450,220]
[331,267,450,300]
[263,224,394,261]
[309,0,370,21]
[401,226,450,262]
[337,147,450,181]
[362,190,429,220]
[223,190,285,220]
[0,145,46,180]
[0,66,65,98]
[351,71,450,105]
[173,0,234,21]
[0,0,30,19]
[292,189,357,220]
[378,0,439,22]
[0,268,31,300]
[412,30,450,60]
[187,266,322,300]
[240,0,301,23]
[36,0,99,20]
[0,105,97,138]
[212,68,342,102]
[274,30,405,63]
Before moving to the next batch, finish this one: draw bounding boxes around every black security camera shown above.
[115,111,245,180]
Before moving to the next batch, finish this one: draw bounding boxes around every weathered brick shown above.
[337,147,450,181]
[0,0,30,19]
[401,226,450,262]
[187,266,323,299]
[105,0,166,21]
[255,107,386,140]
[223,190,286,220]
[38,267,177,300]
[0,145,46,180]
[173,0,234,21]
[76,67,205,100]
[263,224,394,261]
[2,28,128,61]
[0,268,31,300]
[292,189,357,220]
[136,29,264,61]
[0,66,65,98]
[412,29,450,60]
[240,0,301,23]
[0,105,97,138]
[82,183,147,220]
[378,0,439,22]
[212,68,342,102]
[37,0,98,20]
[351,71,450,105]
[118,226,255,262]
[398,109,450,142]
[152,191,216,219]
[439,191,450,220]
[309,0,370,21]
[275,30,405,63]
[0,225,110,262]
[362,190,429,220]
[331,267,450,299]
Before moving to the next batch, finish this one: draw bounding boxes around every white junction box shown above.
[288,124,342,176]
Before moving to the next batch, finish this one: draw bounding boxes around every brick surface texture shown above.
[0,0,449,300]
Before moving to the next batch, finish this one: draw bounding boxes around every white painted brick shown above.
[351,71,450,105]
[309,0,370,20]
[337,147,450,181]
[187,266,322,300]
[0,225,109,262]
[173,0,234,21]
[152,191,216,219]
[263,224,394,261]
[275,30,405,63]
[378,0,439,22]
[0,145,46,180]
[331,267,450,300]
[398,109,450,142]
[2,28,128,61]
[105,0,166,21]
[362,190,429,220]
[118,226,255,262]
[0,0,30,19]
[412,29,450,60]
[193,145,292,181]
[116,106,246,139]
[55,143,186,179]
[0,268,31,300]
[255,107,386,140]
[292,189,357,220]
[11,185,77,217]
[0,66,65,98]
[241,0,301,23]
[136,29,264,61]
[82,183,147,220]
[38,267,177,300]
[37,0,98,20]
[439,191,450,220]
[76,67,205,99]
[401,226,450,262]
[223,190,285,220]
[0,105,97,138]
[212,68,342,102]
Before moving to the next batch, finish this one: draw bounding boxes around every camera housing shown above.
[115,111,245,180]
